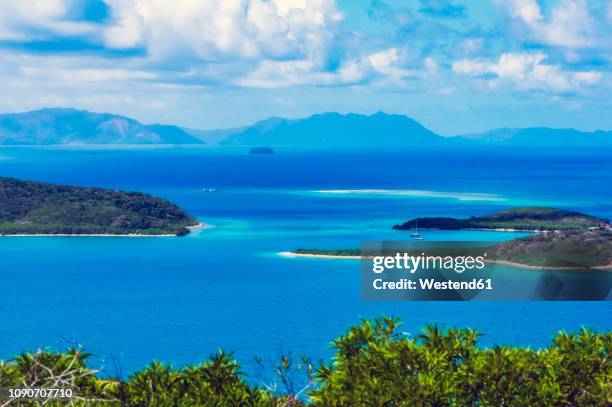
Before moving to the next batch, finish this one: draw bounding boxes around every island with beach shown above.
[392,207,604,231]
[283,207,612,269]
[0,177,200,236]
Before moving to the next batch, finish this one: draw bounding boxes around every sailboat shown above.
[411,221,423,240]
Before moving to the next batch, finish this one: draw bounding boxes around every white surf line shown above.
[309,189,507,202]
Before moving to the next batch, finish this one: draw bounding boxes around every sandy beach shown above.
[278,252,611,271]
[278,251,361,260]
[488,259,612,271]
[0,222,211,237]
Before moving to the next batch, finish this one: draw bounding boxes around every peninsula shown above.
[286,207,612,269]
[490,230,612,269]
[0,177,199,236]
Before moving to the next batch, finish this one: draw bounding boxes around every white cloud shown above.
[424,57,438,72]
[237,46,441,88]
[102,0,343,63]
[573,71,602,85]
[236,57,372,88]
[0,0,96,40]
[21,66,157,82]
[452,59,489,76]
[498,0,597,48]
[459,38,484,55]
[491,52,545,79]
[505,0,542,24]
[368,48,399,74]
[0,1,65,39]
[453,52,602,92]
[95,0,356,88]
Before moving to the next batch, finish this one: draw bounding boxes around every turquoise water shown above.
[0,147,610,377]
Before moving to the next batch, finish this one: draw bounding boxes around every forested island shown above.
[288,207,612,269]
[0,177,199,236]
[249,147,275,154]
[294,248,361,256]
[392,207,604,231]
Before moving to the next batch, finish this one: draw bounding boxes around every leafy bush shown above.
[310,318,610,406]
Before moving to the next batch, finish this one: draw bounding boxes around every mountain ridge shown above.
[1,108,611,147]
[0,108,203,145]
[457,127,612,146]
[219,111,449,148]
[201,111,612,148]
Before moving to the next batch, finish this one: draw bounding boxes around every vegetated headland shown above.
[0,177,200,236]
[287,207,612,269]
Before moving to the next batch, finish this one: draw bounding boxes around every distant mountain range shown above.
[0,108,610,147]
[195,112,612,148]
[0,108,202,145]
[457,127,612,147]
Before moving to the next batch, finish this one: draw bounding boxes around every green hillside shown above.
[0,177,198,235]
[393,207,605,231]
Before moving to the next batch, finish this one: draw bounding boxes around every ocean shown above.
[0,146,610,377]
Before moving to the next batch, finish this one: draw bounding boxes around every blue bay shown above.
[0,147,610,377]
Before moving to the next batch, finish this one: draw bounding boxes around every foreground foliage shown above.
[311,318,610,406]
[0,318,609,406]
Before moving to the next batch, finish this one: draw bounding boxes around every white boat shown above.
[202,188,217,192]
[410,221,422,239]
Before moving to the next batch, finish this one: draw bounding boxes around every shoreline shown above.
[0,222,210,237]
[398,227,543,233]
[487,259,612,271]
[467,228,543,233]
[278,251,361,260]
[1,233,175,237]
[278,252,612,271]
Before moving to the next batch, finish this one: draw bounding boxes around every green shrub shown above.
[309,318,611,406]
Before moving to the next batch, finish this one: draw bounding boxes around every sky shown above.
[0,0,610,135]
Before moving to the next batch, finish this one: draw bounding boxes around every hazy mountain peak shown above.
[219,111,441,149]
[0,108,202,145]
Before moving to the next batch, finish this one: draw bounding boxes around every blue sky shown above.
[0,0,610,134]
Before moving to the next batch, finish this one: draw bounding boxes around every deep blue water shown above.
[0,146,610,378]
